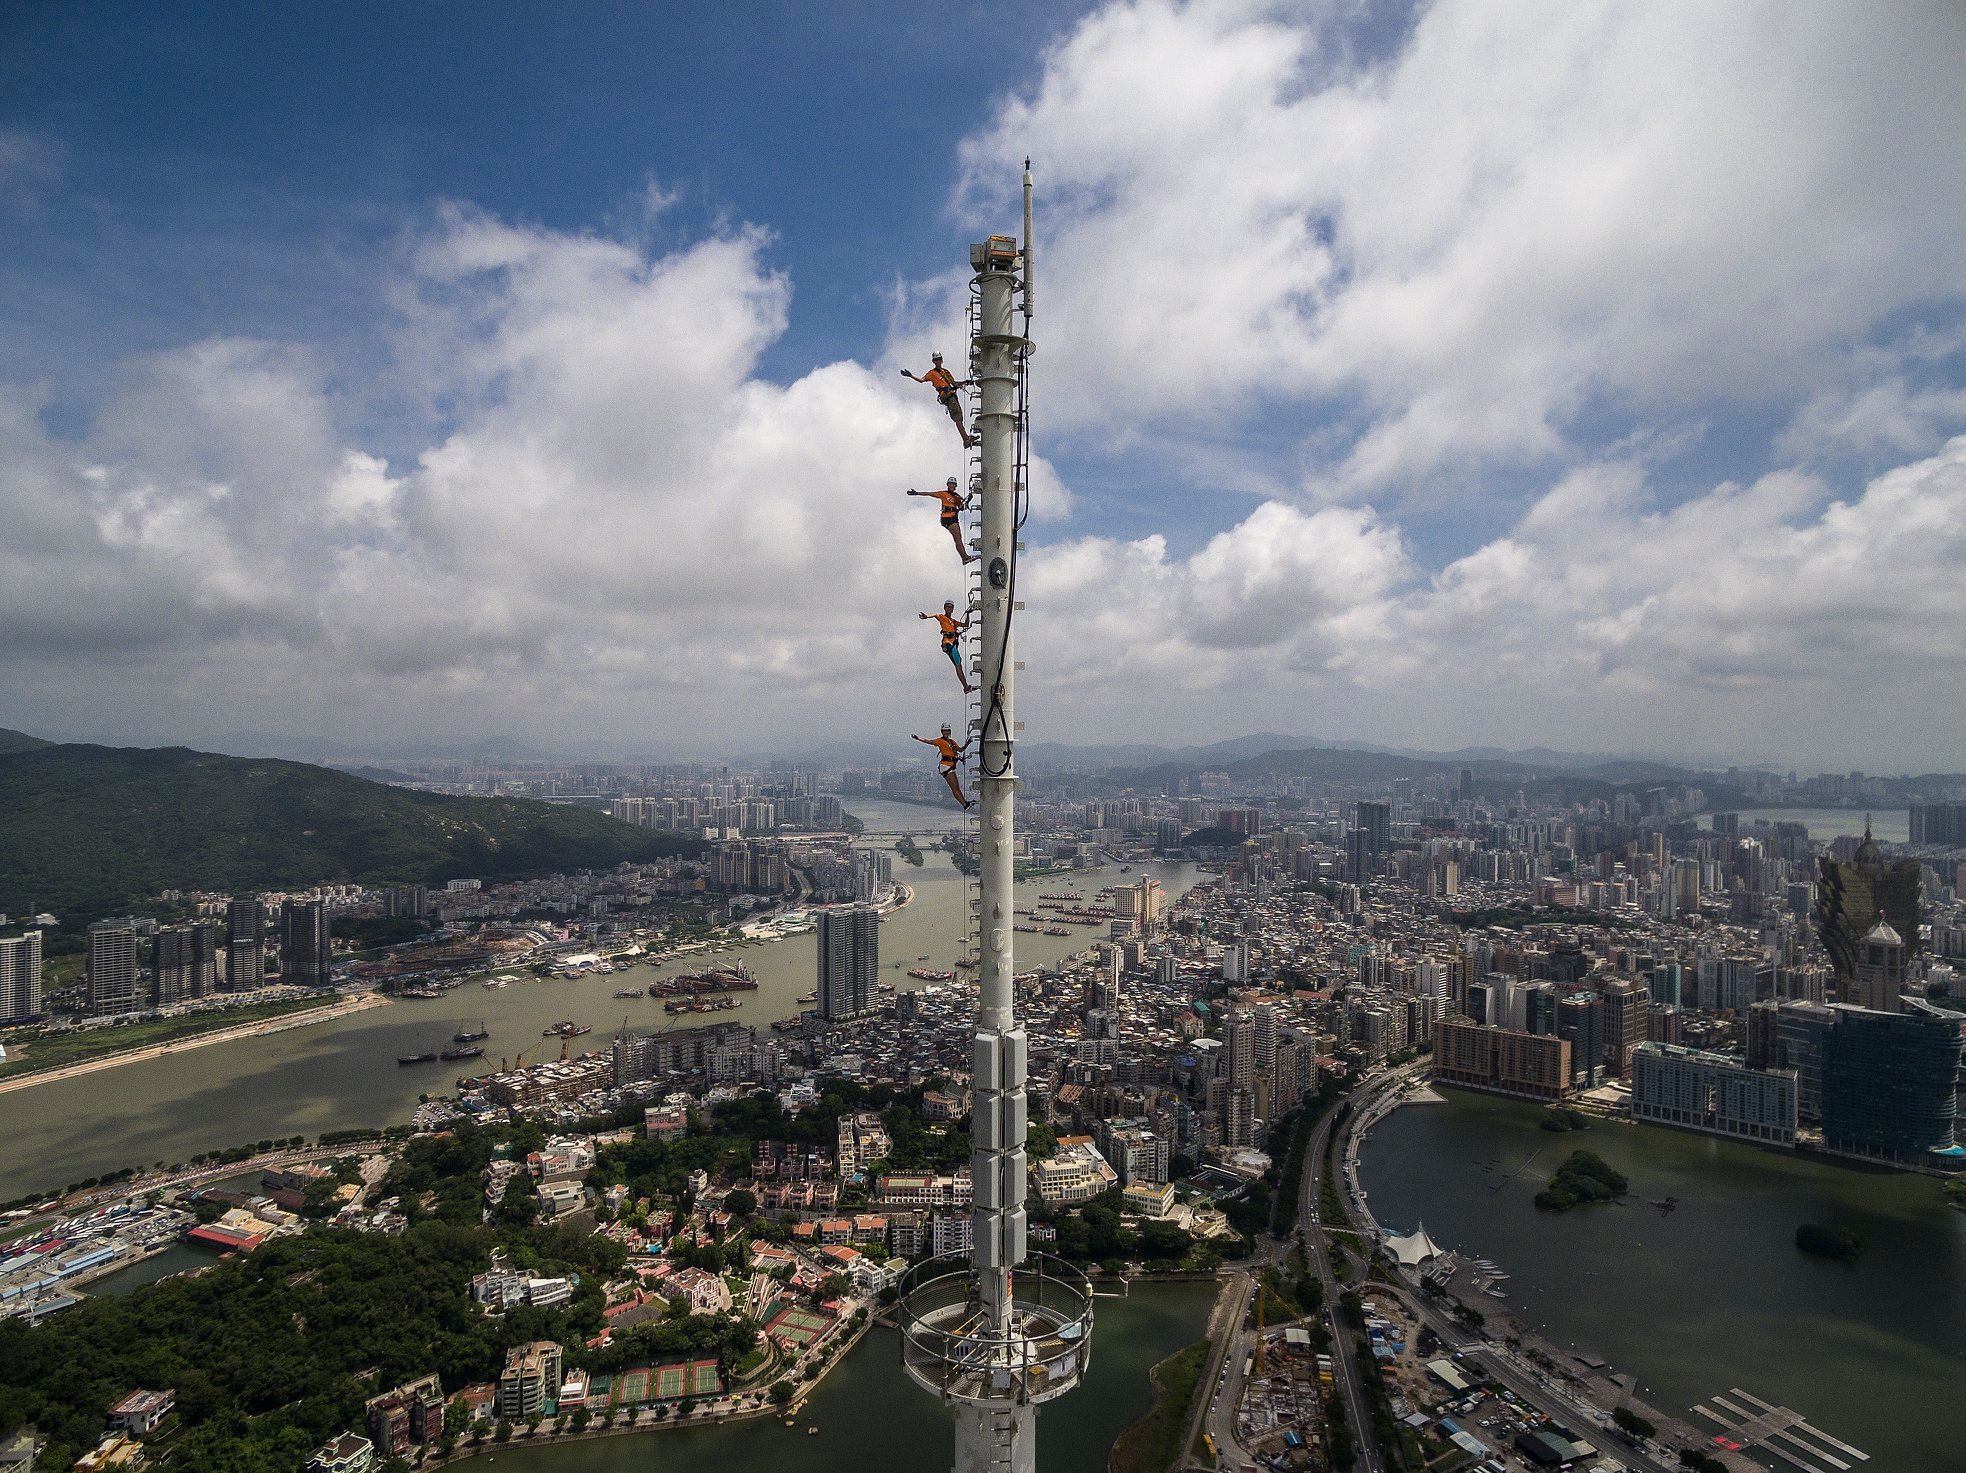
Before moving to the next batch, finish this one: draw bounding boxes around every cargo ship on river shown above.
[649,964,759,999]
[665,994,740,1015]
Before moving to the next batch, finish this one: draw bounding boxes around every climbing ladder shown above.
[957,285,986,974]
[952,279,1032,980]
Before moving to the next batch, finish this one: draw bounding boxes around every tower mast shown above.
[901,163,1091,1473]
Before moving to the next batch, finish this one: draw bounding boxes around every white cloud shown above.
[1012,436,1966,765]
[961,0,1966,492]
[1024,500,1410,690]
[6,3,1966,770]
[1777,378,1966,465]
[0,212,1019,744]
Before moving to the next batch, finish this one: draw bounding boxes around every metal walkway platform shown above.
[1692,1387,1868,1473]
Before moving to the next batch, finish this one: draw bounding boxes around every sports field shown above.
[610,1359,722,1402]
[764,1302,832,1348]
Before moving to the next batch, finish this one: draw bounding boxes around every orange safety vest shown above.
[930,737,962,764]
[923,366,958,394]
[933,488,964,518]
[932,613,963,640]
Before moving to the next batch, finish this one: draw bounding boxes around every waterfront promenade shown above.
[1333,1069,1748,1473]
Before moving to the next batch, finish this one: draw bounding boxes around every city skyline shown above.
[5,3,1965,769]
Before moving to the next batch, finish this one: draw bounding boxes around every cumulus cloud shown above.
[6,1,1966,769]
[0,212,1028,745]
[1026,438,1966,763]
[961,0,1966,492]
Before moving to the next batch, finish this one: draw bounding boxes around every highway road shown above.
[1300,1094,1386,1473]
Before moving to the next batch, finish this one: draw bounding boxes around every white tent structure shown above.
[1386,1223,1445,1266]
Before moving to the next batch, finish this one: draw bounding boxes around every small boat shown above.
[440,1044,485,1062]
[482,977,511,989]
[453,1023,490,1043]
[397,1051,439,1065]
[543,1021,592,1037]
[613,989,644,999]
[797,992,817,1003]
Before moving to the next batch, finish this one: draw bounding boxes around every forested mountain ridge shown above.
[0,744,699,924]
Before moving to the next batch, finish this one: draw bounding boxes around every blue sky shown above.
[5,4,1094,437]
[4,2,1965,768]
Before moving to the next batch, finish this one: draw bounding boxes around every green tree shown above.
[770,1380,794,1406]
[725,1187,757,1218]
[1613,1406,1657,1439]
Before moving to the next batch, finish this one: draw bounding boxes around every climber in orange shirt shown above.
[906,477,974,564]
[911,723,973,810]
[901,353,976,447]
[921,599,974,693]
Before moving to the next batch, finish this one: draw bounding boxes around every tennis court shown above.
[650,1358,722,1399]
[764,1302,833,1349]
[612,1367,650,1405]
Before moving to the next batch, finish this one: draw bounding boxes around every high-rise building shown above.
[1629,1043,1798,1144]
[1223,1012,1257,1092]
[1434,1018,1572,1100]
[1118,878,1164,934]
[1220,942,1249,986]
[227,896,266,991]
[1349,801,1391,881]
[1223,1086,1256,1147]
[496,1342,562,1422]
[1815,819,1921,982]
[1847,916,1907,1013]
[1555,993,1605,1086]
[87,921,139,1016]
[1672,859,1702,916]
[1819,1001,1963,1163]
[1772,1000,1836,1123]
[1909,802,1966,847]
[1598,978,1649,1077]
[153,921,219,1006]
[281,899,333,987]
[0,931,42,1023]
[817,906,878,1020]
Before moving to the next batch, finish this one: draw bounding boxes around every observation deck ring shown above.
[897,1252,1094,1407]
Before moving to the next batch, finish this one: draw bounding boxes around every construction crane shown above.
[500,1038,548,1074]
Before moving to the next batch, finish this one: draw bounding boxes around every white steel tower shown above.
[900,165,1091,1473]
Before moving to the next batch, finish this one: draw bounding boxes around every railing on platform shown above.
[898,1252,1093,1408]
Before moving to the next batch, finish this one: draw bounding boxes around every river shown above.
[1357,1090,1966,1472]
[0,834,1201,1200]
[1698,807,1909,844]
[477,1279,1216,1473]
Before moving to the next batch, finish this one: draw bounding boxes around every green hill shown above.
[0,744,701,924]
[0,727,53,756]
